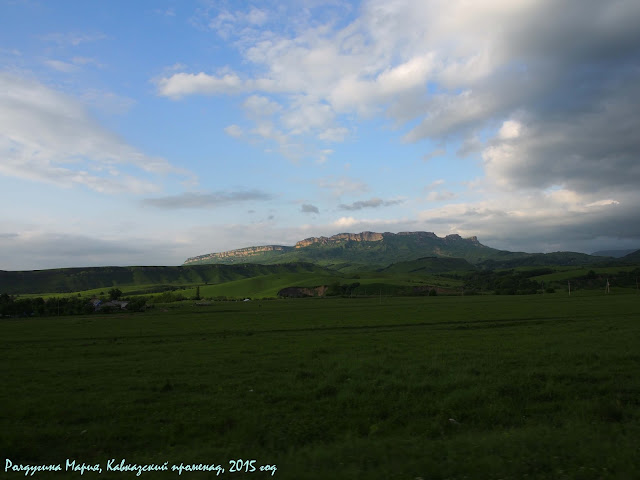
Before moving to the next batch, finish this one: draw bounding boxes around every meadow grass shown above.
[1,294,639,479]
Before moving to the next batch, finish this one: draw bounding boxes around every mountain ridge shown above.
[182,231,535,270]
[183,231,488,267]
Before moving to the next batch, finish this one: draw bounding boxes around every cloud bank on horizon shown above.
[1,0,639,269]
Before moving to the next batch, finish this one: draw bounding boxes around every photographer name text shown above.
[5,458,277,477]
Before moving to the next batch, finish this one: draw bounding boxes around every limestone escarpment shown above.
[184,245,291,265]
[295,231,384,248]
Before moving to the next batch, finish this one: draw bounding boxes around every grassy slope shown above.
[2,294,639,479]
[530,265,639,282]
[0,263,326,295]
[478,251,611,269]
[380,256,476,274]
[619,248,640,262]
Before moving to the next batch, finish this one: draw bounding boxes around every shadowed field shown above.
[2,294,639,479]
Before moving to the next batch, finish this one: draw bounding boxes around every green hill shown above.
[618,249,640,264]
[591,248,638,258]
[380,256,476,274]
[0,263,326,295]
[477,251,608,269]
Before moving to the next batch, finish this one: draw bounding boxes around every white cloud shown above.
[318,127,349,142]
[426,190,456,202]
[157,71,244,99]
[0,73,192,194]
[317,175,369,197]
[44,59,79,73]
[333,216,358,228]
[586,199,620,208]
[159,0,640,178]
[243,95,282,116]
[498,119,523,140]
[224,124,244,138]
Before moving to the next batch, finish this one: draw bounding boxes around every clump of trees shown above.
[0,292,148,317]
[0,294,94,317]
[462,270,541,295]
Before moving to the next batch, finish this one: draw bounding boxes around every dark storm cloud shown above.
[421,197,640,254]
[405,0,640,198]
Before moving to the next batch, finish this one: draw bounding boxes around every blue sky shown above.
[2,0,640,269]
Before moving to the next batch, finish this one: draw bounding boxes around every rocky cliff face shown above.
[295,231,384,248]
[184,245,290,264]
[293,231,478,248]
[397,231,439,239]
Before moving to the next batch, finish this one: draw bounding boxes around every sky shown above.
[1,0,640,270]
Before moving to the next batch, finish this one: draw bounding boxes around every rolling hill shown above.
[0,263,328,295]
[380,256,477,274]
[476,251,611,269]
[591,248,639,258]
[617,249,640,264]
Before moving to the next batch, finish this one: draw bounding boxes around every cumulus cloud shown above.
[0,73,192,194]
[482,79,640,194]
[243,95,282,117]
[142,190,273,209]
[157,71,245,99]
[159,0,640,180]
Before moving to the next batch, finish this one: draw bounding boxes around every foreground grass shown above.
[1,294,639,479]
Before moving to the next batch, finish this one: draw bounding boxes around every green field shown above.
[2,294,639,479]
